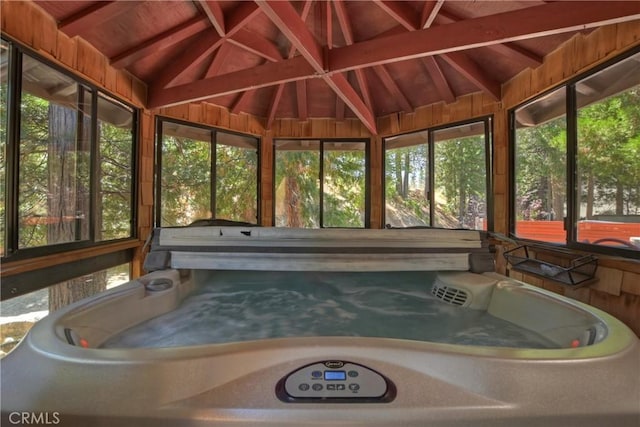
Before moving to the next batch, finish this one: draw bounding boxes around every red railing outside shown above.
[516,220,640,248]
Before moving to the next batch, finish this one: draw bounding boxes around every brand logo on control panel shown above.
[324,361,344,368]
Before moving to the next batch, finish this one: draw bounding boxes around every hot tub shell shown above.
[2,227,639,426]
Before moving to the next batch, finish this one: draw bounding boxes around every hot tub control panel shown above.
[276,360,396,403]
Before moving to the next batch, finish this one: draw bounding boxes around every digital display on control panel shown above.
[324,370,346,381]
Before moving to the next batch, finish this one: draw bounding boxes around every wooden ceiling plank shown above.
[267,84,286,129]
[110,17,209,69]
[372,65,413,112]
[148,55,315,109]
[229,29,282,62]
[325,73,377,134]
[255,0,325,71]
[421,57,455,104]
[59,1,140,37]
[327,0,333,49]
[330,1,640,71]
[151,31,223,91]
[440,51,501,100]
[296,80,308,120]
[196,0,226,36]
[421,0,445,29]
[335,96,345,121]
[372,0,419,31]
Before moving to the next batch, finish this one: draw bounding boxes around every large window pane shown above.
[275,140,320,227]
[0,40,8,256]
[215,131,258,223]
[97,95,134,240]
[18,55,90,249]
[384,131,430,227]
[322,142,366,228]
[576,52,640,250]
[513,88,567,243]
[433,122,488,230]
[160,122,211,227]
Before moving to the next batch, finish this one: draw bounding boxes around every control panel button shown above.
[349,383,360,391]
[312,383,323,391]
[298,383,310,391]
[311,370,322,378]
[348,370,359,378]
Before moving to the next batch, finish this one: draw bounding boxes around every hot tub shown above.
[2,227,639,427]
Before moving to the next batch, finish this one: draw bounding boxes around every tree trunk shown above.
[47,103,106,312]
[586,172,594,219]
[616,180,624,215]
[285,175,302,228]
[394,152,402,196]
[402,151,410,198]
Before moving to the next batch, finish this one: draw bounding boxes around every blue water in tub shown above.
[101,270,557,349]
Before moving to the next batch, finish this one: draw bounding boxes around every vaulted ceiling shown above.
[34,1,640,134]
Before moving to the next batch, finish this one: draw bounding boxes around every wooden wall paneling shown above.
[188,103,203,124]
[563,286,591,304]
[77,38,106,86]
[616,21,640,50]
[115,69,132,100]
[55,32,77,71]
[589,291,640,336]
[621,271,640,296]
[1,1,33,47]
[590,266,623,296]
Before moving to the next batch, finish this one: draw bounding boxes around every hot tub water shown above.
[102,270,557,349]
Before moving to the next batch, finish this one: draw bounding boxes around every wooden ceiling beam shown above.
[435,11,542,68]
[150,31,223,91]
[257,0,376,133]
[148,1,639,112]
[421,57,455,104]
[147,55,315,108]
[421,0,445,29]
[196,0,226,36]
[228,29,282,63]
[372,65,413,112]
[266,0,314,129]
[230,90,254,114]
[109,17,209,69]
[325,73,377,134]
[225,1,261,33]
[330,1,640,71]
[202,42,233,79]
[334,0,374,112]
[440,51,501,100]
[266,84,285,129]
[255,0,325,71]
[59,1,139,37]
[372,0,419,31]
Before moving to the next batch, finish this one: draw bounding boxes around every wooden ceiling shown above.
[34,1,640,134]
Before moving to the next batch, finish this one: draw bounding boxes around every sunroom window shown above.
[511,49,640,255]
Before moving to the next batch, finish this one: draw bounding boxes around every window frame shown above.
[509,46,640,259]
[154,116,261,227]
[1,36,139,262]
[382,116,494,231]
[272,138,371,228]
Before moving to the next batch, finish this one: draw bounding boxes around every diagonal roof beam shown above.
[59,1,140,37]
[439,52,501,100]
[372,0,419,31]
[435,11,542,68]
[202,42,233,79]
[421,0,445,29]
[255,1,325,71]
[266,0,313,129]
[421,57,455,104]
[330,1,640,71]
[196,0,226,36]
[256,0,376,133]
[148,1,640,110]
[109,17,209,69]
[230,89,254,114]
[334,0,374,112]
[228,29,282,62]
[372,65,413,112]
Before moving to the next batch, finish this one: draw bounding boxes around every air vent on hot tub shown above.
[431,272,498,310]
[432,283,469,306]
